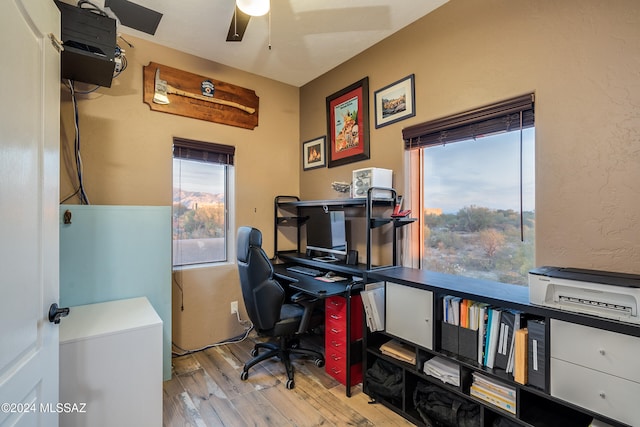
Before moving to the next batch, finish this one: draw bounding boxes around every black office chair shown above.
[236,226,325,389]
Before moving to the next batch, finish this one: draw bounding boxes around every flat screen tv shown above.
[305,210,347,261]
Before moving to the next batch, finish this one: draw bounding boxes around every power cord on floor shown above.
[171,310,253,357]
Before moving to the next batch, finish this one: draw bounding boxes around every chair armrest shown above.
[290,291,318,305]
[290,292,322,334]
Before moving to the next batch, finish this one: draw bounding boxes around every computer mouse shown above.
[325,271,335,278]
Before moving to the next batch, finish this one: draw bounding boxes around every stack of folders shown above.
[443,297,529,377]
[380,339,416,364]
[443,296,486,329]
[443,296,488,362]
[361,282,385,332]
[423,356,460,387]
[479,307,525,374]
[470,372,516,415]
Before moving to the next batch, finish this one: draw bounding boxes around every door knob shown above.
[48,303,70,324]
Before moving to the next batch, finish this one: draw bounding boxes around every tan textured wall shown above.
[300,0,640,274]
[59,35,299,350]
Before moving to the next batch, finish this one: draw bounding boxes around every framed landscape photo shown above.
[374,74,415,128]
[326,77,370,168]
[302,136,326,170]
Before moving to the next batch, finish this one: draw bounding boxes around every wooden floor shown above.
[163,332,415,426]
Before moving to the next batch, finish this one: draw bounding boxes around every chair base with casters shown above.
[240,335,325,389]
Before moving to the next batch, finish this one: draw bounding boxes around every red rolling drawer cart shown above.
[325,294,363,387]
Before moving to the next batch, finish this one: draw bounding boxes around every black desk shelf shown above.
[276,216,308,226]
[370,216,417,229]
[275,187,414,270]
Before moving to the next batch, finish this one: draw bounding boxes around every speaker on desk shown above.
[346,250,358,265]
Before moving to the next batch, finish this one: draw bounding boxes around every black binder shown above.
[527,319,546,389]
[494,310,515,370]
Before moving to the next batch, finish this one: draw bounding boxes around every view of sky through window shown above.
[422,128,535,285]
[423,129,535,213]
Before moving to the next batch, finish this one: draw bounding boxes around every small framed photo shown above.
[374,74,416,128]
[326,77,370,168]
[302,136,326,170]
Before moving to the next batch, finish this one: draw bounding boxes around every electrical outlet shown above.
[230,300,238,315]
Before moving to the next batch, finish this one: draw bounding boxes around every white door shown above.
[0,0,61,426]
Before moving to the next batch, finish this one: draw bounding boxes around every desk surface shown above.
[273,264,362,298]
[277,251,369,276]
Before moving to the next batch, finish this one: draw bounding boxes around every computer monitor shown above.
[305,210,347,261]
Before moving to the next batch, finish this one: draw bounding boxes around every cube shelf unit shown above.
[363,267,638,427]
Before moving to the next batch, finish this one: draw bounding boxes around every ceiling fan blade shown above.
[104,0,163,35]
[226,6,251,42]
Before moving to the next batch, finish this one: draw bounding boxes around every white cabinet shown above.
[59,297,163,427]
[385,282,433,349]
[551,319,640,426]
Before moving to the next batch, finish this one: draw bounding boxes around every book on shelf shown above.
[470,384,516,414]
[506,311,523,374]
[361,282,385,332]
[470,372,516,414]
[443,295,462,325]
[527,319,546,389]
[380,339,416,364]
[471,372,516,399]
[468,301,484,330]
[477,303,489,364]
[514,327,528,385]
[460,298,469,328]
[494,310,515,370]
[484,308,502,369]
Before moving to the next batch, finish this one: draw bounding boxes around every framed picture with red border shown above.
[326,77,370,168]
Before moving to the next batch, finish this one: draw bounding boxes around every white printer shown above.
[529,266,640,324]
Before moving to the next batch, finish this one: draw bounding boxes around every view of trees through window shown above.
[173,158,227,266]
[422,129,535,285]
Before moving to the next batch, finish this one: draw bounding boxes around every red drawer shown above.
[325,295,363,339]
[326,317,348,348]
[326,354,362,386]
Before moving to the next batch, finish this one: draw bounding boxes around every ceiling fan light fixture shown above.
[236,0,270,17]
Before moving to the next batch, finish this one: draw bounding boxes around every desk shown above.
[273,263,364,397]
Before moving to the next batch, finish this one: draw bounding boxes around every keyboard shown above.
[286,265,323,277]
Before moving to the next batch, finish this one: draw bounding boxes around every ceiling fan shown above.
[102,0,164,35]
[224,1,392,46]
[226,0,270,42]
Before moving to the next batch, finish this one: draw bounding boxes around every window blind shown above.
[403,94,534,149]
[173,137,235,165]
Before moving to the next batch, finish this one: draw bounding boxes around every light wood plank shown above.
[164,334,416,426]
[231,388,292,426]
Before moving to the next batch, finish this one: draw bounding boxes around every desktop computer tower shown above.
[55,1,117,87]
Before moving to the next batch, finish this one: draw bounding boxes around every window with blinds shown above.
[173,137,235,267]
[405,94,535,285]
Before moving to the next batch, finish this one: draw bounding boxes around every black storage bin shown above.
[440,321,478,361]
